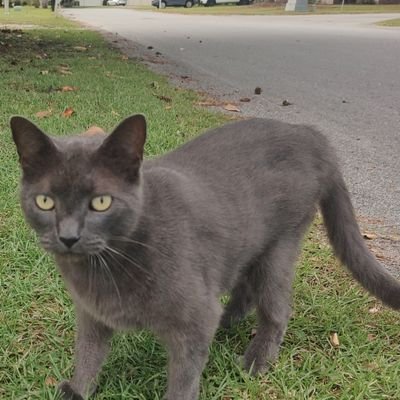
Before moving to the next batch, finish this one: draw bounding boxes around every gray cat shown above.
[11,115,400,400]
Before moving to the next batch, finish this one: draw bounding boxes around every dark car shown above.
[152,0,197,8]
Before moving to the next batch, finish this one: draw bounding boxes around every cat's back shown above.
[148,118,335,177]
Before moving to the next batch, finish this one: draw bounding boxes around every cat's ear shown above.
[96,114,147,182]
[10,116,59,181]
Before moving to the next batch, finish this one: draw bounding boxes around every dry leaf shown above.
[240,97,251,103]
[366,362,379,370]
[363,232,377,240]
[82,126,104,136]
[250,328,257,337]
[35,110,52,118]
[73,46,87,51]
[254,87,262,95]
[40,70,49,75]
[330,332,340,347]
[62,107,75,118]
[368,306,380,314]
[155,95,172,103]
[165,105,172,110]
[282,100,292,106]
[367,333,375,342]
[59,86,78,92]
[45,376,57,386]
[223,104,240,113]
[58,66,72,75]
[121,55,129,60]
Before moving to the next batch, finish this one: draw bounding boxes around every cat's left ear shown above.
[96,114,147,182]
[10,116,59,182]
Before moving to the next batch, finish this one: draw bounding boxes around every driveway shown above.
[63,9,400,237]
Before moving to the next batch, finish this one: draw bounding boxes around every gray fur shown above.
[11,115,400,400]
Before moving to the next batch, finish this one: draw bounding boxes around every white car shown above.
[107,0,127,5]
[200,0,251,5]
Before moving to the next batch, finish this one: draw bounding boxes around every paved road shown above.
[63,9,399,233]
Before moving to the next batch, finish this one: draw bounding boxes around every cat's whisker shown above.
[97,253,123,308]
[88,255,96,302]
[109,236,171,259]
[103,248,137,281]
[105,245,151,278]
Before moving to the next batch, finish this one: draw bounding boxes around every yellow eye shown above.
[35,195,55,211]
[91,195,112,212]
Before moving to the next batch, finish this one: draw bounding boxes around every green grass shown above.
[0,7,78,28]
[136,4,400,15]
[377,17,400,26]
[1,12,400,400]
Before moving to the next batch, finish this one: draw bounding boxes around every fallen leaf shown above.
[366,362,379,370]
[62,107,75,118]
[147,46,154,50]
[180,75,190,79]
[35,110,52,118]
[197,100,219,107]
[45,376,57,386]
[250,328,257,337]
[368,306,380,314]
[40,70,49,75]
[282,100,292,106]
[155,94,172,103]
[223,104,240,113]
[59,86,78,92]
[367,333,375,342]
[240,97,251,103]
[363,232,377,240]
[73,46,87,51]
[121,55,129,60]
[82,126,104,136]
[165,105,172,110]
[58,66,72,75]
[330,332,340,347]
[254,87,262,95]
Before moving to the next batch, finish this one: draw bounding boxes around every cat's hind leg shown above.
[243,236,300,375]
[220,273,254,329]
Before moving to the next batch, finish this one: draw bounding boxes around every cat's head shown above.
[11,114,147,256]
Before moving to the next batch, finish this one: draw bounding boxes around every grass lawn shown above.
[136,4,400,15]
[1,8,400,400]
[0,7,78,28]
[377,17,400,26]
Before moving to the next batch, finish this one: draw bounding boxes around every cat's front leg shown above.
[162,301,222,400]
[58,306,113,399]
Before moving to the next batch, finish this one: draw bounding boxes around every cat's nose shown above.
[59,236,80,248]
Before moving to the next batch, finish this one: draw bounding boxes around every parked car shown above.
[152,0,197,8]
[107,0,127,5]
[200,0,251,5]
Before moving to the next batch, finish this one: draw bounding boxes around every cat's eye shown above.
[35,195,55,211]
[90,195,112,212]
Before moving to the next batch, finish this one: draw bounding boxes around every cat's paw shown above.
[58,381,84,400]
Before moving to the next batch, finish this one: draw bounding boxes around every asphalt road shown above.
[63,9,399,233]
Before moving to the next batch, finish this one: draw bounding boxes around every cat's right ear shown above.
[10,116,59,181]
[95,114,147,183]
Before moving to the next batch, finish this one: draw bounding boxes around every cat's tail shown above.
[320,171,400,310]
